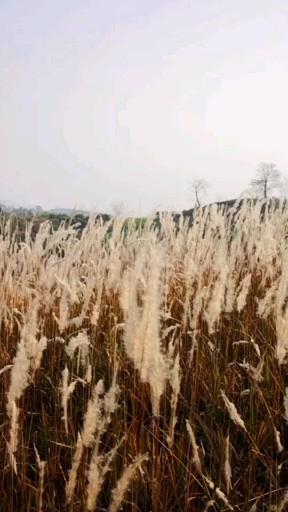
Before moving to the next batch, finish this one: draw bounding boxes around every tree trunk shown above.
[264,179,267,198]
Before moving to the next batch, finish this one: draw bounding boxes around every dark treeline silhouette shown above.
[172,197,286,228]
[1,197,287,246]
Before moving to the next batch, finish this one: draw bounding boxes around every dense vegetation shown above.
[1,199,288,511]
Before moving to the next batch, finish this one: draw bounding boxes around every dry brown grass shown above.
[1,200,288,511]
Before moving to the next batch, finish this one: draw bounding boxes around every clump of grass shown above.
[1,199,288,511]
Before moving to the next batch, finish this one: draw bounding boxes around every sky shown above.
[1,0,288,214]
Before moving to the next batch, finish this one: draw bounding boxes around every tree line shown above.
[190,162,285,206]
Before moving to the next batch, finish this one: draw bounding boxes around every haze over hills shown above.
[0,195,285,221]
[0,201,91,216]
[46,207,90,216]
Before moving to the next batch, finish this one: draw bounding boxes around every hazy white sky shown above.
[1,0,288,214]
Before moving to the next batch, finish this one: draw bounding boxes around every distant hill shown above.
[153,197,286,230]
[46,208,90,216]
[0,204,91,217]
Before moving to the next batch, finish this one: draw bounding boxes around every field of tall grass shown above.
[1,199,288,511]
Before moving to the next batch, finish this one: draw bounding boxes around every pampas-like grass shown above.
[167,350,181,448]
[65,381,105,504]
[61,366,81,434]
[220,390,247,431]
[275,310,288,365]
[215,487,233,510]
[236,273,252,312]
[7,339,30,415]
[284,387,288,423]
[86,436,125,511]
[34,444,46,512]
[66,370,120,507]
[2,200,288,510]
[186,419,202,473]
[65,330,90,374]
[203,476,233,510]
[224,435,232,495]
[65,433,84,505]
[81,379,105,447]
[108,453,149,512]
[274,428,284,454]
[6,338,30,470]
[6,299,47,465]
[121,245,171,416]
[9,399,19,456]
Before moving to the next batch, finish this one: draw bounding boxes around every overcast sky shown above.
[1,0,288,214]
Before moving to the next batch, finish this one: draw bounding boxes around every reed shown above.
[1,199,288,510]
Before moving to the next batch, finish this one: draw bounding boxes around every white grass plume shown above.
[82,379,105,448]
[6,338,30,470]
[34,444,46,512]
[238,359,264,383]
[65,330,90,374]
[203,476,233,510]
[66,381,105,505]
[121,246,170,416]
[274,428,284,454]
[66,375,120,506]
[108,453,149,512]
[61,366,84,434]
[215,488,233,510]
[284,387,288,423]
[236,273,252,312]
[220,390,246,431]
[186,419,202,473]
[65,434,84,505]
[167,351,181,449]
[7,339,30,415]
[275,309,288,365]
[86,436,125,512]
[224,435,232,495]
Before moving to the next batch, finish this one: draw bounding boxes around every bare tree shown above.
[250,162,282,199]
[190,178,209,207]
